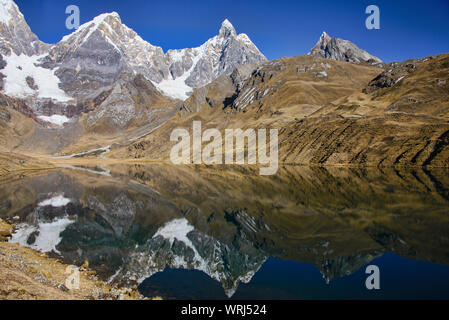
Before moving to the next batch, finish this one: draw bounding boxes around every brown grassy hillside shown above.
[111,54,449,167]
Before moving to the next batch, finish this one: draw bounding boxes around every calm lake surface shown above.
[1,164,448,299]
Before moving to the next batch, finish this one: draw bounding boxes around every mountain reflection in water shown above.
[1,165,448,299]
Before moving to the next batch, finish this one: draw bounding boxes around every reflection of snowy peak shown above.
[319,251,383,284]
[10,193,75,254]
[114,218,266,297]
[86,193,137,236]
[2,169,404,299]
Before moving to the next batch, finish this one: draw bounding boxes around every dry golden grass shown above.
[108,54,449,168]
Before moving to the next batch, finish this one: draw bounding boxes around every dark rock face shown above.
[0,54,5,69]
[42,29,126,101]
[25,76,37,90]
[363,57,431,94]
[0,106,10,122]
[310,31,383,66]
[319,251,384,283]
[0,93,34,118]
[84,73,172,131]
[33,99,82,118]
[0,54,5,90]
[182,63,262,113]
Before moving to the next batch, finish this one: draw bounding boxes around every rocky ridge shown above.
[0,0,50,56]
[117,52,448,168]
[42,14,266,101]
[309,31,383,66]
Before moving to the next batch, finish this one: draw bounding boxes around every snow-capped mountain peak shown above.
[0,0,49,56]
[1,1,267,132]
[156,19,266,100]
[60,12,122,44]
[315,31,331,47]
[57,11,153,57]
[219,19,237,38]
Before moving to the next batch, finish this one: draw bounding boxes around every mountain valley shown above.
[0,0,448,300]
[0,0,447,170]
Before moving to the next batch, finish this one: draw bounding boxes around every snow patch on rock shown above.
[37,115,70,127]
[153,218,195,246]
[10,217,75,254]
[38,195,72,207]
[60,12,120,43]
[2,53,72,102]
[0,0,15,25]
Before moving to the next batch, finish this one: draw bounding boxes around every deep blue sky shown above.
[15,0,449,63]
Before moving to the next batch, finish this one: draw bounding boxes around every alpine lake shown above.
[1,163,448,299]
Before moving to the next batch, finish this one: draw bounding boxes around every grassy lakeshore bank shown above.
[0,219,148,300]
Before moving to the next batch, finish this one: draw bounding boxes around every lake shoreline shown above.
[0,218,148,300]
[0,164,448,299]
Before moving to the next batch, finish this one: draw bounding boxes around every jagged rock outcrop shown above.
[0,0,50,56]
[364,56,431,93]
[309,31,383,66]
[168,19,266,95]
[319,251,384,284]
